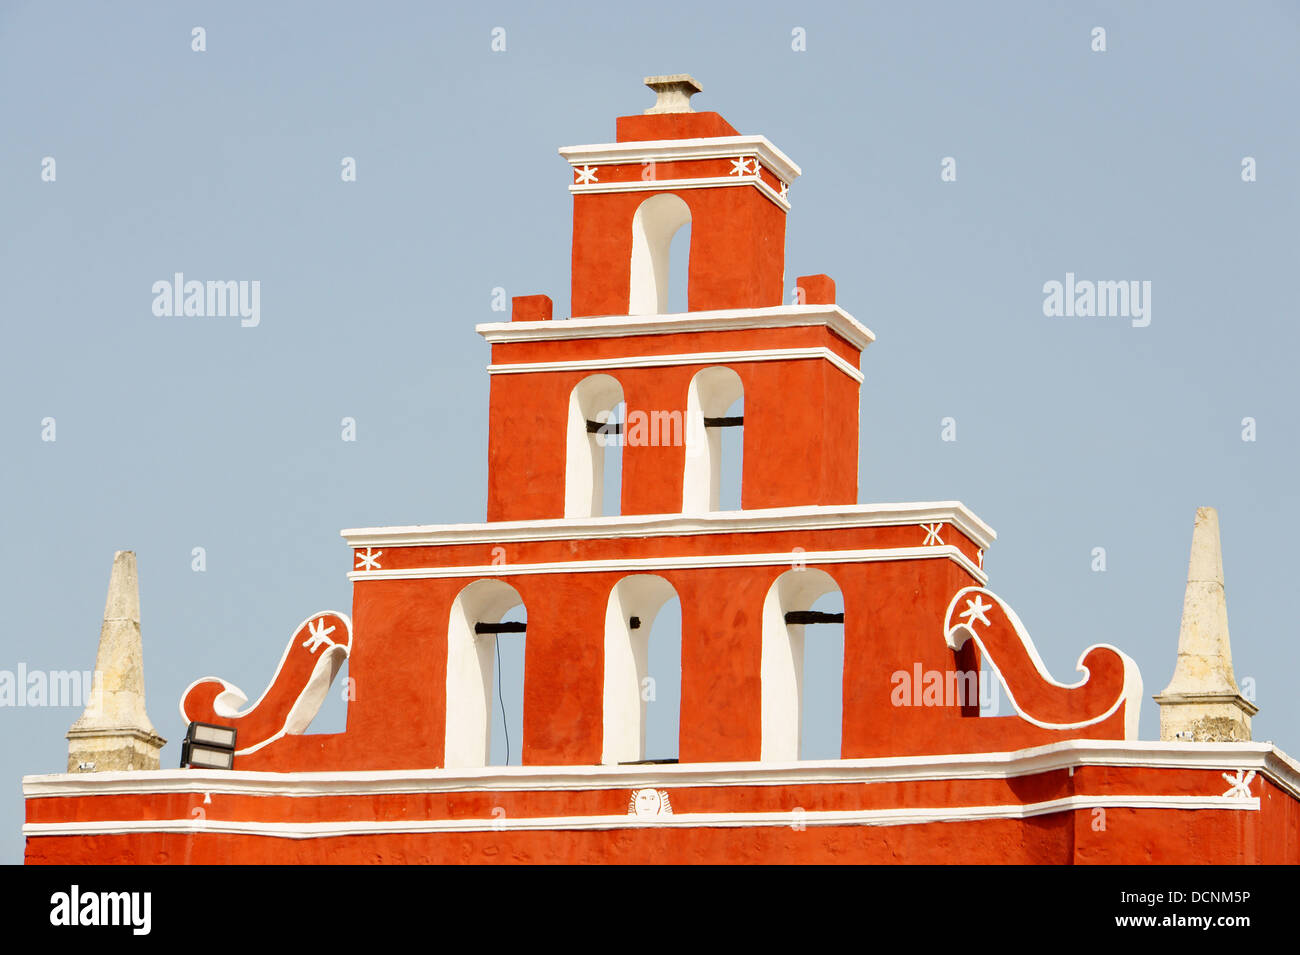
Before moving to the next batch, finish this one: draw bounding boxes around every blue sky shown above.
[2,1,1297,863]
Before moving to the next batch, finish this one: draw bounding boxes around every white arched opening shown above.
[683,366,745,512]
[760,568,843,761]
[629,193,692,315]
[601,574,680,764]
[565,374,625,518]
[444,579,525,769]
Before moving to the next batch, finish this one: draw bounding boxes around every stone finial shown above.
[644,74,701,114]
[66,551,166,771]
[1154,508,1257,742]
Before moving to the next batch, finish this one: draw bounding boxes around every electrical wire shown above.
[495,633,509,765]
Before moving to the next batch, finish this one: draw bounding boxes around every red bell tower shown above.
[143,70,1154,782]
[170,73,1140,775]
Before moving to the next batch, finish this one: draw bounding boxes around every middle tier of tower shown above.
[477,304,873,522]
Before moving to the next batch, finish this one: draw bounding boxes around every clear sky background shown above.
[3,1,1297,864]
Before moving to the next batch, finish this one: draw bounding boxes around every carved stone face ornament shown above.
[630,788,672,817]
[635,789,661,815]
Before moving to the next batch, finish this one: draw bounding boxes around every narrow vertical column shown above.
[676,568,766,762]
[520,575,608,765]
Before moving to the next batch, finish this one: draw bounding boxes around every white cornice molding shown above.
[344,544,986,585]
[486,346,863,384]
[340,502,997,552]
[19,794,1259,839]
[476,304,874,354]
[559,135,802,185]
[23,739,1294,801]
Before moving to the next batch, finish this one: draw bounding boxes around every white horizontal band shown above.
[476,304,874,355]
[25,739,1289,796]
[487,347,863,384]
[345,545,985,584]
[568,174,790,211]
[23,740,1294,799]
[342,502,996,552]
[559,135,802,186]
[19,794,1259,841]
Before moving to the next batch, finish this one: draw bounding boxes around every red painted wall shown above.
[486,346,862,521]
[27,767,1296,864]
[571,187,787,318]
[199,515,1134,776]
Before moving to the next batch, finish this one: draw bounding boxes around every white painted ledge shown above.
[343,545,985,585]
[478,302,873,350]
[340,501,996,552]
[485,346,864,384]
[20,794,1260,839]
[23,739,1299,801]
[476,304,874,354]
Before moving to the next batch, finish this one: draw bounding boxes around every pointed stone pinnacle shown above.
[1154,508,1257,742]
[67,551,166,772]
[1184,505,1225,587]
[1163,507,1238,697]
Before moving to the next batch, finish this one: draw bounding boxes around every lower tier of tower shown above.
[24,740,1300,864]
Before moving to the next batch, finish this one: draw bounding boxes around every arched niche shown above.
[760,568,843,761]
[682,366,745,512]
[601,574,680,764]
[629,193,692,315]
[565,374,625,518]
[444,579,525,769]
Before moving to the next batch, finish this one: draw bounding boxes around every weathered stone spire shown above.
[1154,507,1257,742]
[66,551,166,771]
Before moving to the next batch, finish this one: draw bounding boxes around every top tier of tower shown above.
[563,74,799,317]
